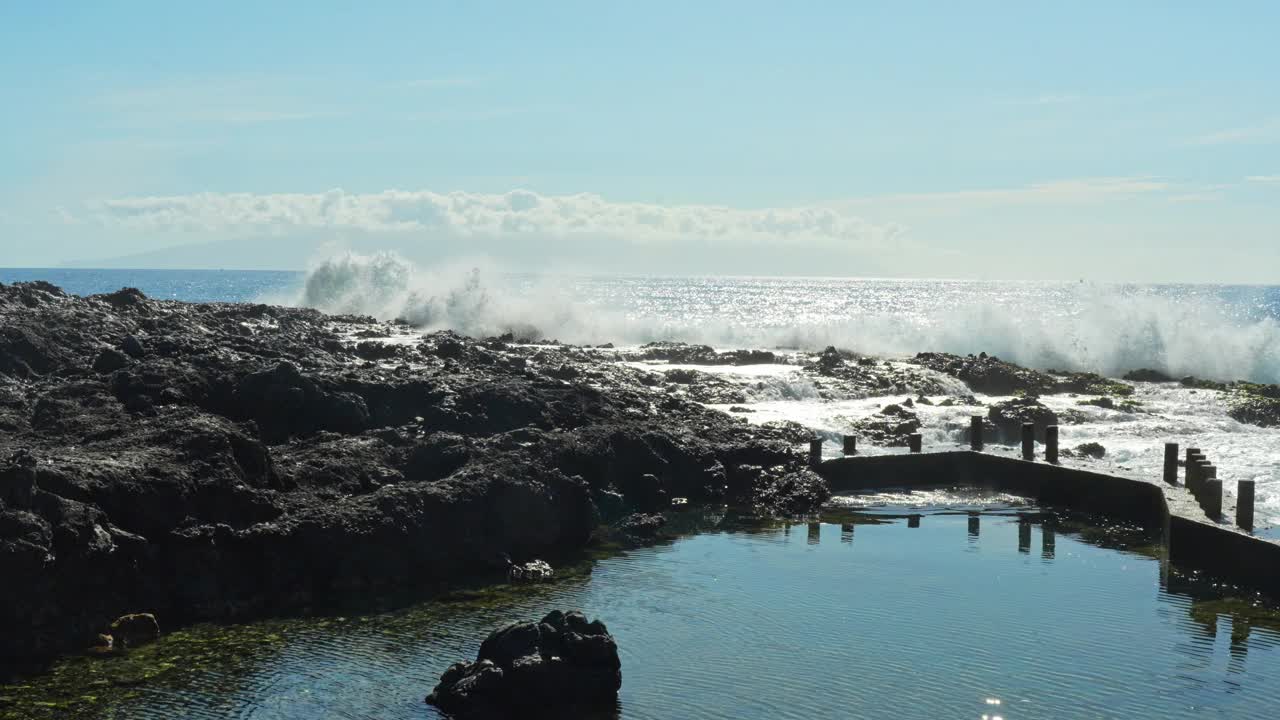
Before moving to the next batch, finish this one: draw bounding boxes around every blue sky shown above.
[1,1,1277,280]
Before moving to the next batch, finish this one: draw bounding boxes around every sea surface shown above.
[6,502,1280,720]
[4,264,1278,530]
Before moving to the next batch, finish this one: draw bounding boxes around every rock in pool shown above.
[426,610,622,718]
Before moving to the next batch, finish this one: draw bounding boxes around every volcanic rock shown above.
[0,281,823,664]
[987,397,1059,443]
[426,610,621,718]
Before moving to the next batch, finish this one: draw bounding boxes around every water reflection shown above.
[7,503,1280,720]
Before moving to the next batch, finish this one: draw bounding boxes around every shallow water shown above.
[7,502,1280,720]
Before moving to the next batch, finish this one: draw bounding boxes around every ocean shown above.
[2,261,1279,530]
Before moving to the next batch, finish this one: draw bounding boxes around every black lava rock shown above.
[427,610,621,718]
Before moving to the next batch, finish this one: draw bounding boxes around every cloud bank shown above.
[85,189,904,249]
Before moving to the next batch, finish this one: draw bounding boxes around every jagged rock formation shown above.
[426,610,621,718]
[0,282,823,665]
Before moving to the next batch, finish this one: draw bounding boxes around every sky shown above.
[1,1,1278,281]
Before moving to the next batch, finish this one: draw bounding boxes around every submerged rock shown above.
[1075,442,1107,459]
[615,512,668,544]
[1123,368,1174,383]
[848,403,922,447]
[426,610,621,718]
[987,397,1059,443]
[1228,384,1280,428]
[507,558,554,582]
[912,352,1058,396]
[109,613,160,648]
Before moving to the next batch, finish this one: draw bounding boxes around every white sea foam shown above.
[283,252,1280,529]
[285,251,1280,384]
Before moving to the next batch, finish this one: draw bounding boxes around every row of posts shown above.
[808,423,1257,535]
[1162,442,1254,532]
[807,418,1047,465]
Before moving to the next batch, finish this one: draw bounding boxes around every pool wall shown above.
[816,451,1280,596]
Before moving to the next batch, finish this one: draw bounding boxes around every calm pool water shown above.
[5,498,1280,719]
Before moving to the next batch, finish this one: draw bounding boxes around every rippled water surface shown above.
[8,505,1280,720]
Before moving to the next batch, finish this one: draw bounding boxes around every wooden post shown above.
[908,433,922,453]
[1045,425,1059,464]
[1193,458,1212,496]
[808,438,823,468]
[1203,476,1223,520]
[970,416,984,451]
[1163,443,1179,485]
[1021,423,1035,461]
[1237,480,1256,531]
[842,435,857,456]
[1185,448,1202,489]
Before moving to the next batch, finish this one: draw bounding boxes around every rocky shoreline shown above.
[0,282,826,668]
[2,280,1276,670]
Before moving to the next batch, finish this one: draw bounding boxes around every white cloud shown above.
[842,177,1171,209]
[1191,118,1280,146]
[1245,175,1280,184]
[83,189,904,248]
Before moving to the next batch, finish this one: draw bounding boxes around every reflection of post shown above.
[1018,518,1031,553]
[807,522,820,545]
[907,514,921,528]
[1229,615,1252,674]
[1041,523,1056,560]
[1045,425,1059,464]
[967,513,980,539]
[1021,423,1035,461]
[841,523,854,544]
[970,416,984,451]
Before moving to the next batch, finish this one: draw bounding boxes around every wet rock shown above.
[849,403,922,447]
[1075,442,1107,459]
[1228,384,1280,428]
[108,613,160,648]
[634,341,774,366]
[1050,371,1134,397]
[987,397,1059,443]
[1078,396,1143,414]
[506,558,554,582]
[1124,368,1174,383]
[426,610,621,717]
[1180,376,1229,391]
[912,352,1058,396]
[806,348,954,397]
[0,281,827,664]
[615,512,667,544]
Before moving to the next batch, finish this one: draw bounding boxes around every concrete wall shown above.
[816,450,1280,597]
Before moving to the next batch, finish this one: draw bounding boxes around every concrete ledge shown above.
[816,450,1280,596]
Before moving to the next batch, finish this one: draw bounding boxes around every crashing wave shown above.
[286,251,1280,384]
